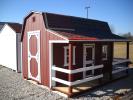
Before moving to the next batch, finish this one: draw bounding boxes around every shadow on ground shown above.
[74,68,133,99]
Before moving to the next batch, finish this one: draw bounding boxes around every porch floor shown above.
[53,80,99,94]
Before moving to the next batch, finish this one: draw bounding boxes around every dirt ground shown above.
[0,65,133,100]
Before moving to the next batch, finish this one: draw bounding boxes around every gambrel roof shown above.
[21,11,129,41]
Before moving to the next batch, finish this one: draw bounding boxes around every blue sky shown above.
[0,0,133,34]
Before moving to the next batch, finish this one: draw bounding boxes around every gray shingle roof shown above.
[0,22,22,33]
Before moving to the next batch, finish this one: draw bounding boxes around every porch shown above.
[51,59,130,96]
[49,41,130,97]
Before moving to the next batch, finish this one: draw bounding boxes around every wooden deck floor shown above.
[53,80,99,95]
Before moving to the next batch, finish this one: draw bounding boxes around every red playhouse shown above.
[21,11,130,97]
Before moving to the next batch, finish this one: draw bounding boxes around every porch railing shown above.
[112,58,130,65]
[112,58,130,74]
[51,64,103,86]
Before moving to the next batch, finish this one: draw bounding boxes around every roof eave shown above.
[69,39,131,42]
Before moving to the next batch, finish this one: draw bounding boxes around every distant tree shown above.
[120,32,133,41]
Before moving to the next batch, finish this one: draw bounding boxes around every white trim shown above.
[27,30,41,82]
[63,46,76,66]
[31,11,42,14]
[64,46,68,66]
[52,77,71,86]
[52,64,103,74]
[46,29,68,40]
[52,74,103,86]
[49,43,56,88]
[112,67,128,74]
[73,46,76,65]
[49,40,69,43]
[71,74,103,86]
[112,59,130,65]
[102,45,108,60]
[83,44,95,78]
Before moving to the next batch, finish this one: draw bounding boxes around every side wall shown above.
[16,33,22,72]
[22,13,67,87]
[22,13,50,87]
[0,25,17,71]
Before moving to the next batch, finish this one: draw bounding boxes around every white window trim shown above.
[64,46,68,66]
[102,45,108,60]
[83,44,95,78]
[64,46,76,66]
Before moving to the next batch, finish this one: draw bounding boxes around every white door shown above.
[27,30,41,82]
[83,44,95,78]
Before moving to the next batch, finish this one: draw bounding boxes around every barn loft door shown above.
[27,30,41,82]
[83,44,95,78]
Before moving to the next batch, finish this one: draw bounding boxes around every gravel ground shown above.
[0,65,66,100]
[0,65,133,100]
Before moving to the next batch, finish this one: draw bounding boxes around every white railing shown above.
[51,64,103,86]
[112,58,129,74]
[112,67,128,74]
[52,64,103,74]
[52,74,103,86]
[112,59,130,65]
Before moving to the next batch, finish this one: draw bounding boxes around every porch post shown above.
[126,42,129,74]
[126,42,129,59]
[68,43,73,94]
[110,42,114,80]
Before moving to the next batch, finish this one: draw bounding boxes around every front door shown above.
[27,30,41,82]
[83,44,95,78]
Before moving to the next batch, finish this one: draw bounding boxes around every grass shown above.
[114,42,133,63]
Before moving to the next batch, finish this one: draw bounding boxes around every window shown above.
[32,17,36,22]
[64,46,76,66]
[102,45,108,60]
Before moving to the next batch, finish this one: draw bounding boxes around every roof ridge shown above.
[28,11,106,23]
[0,22,21,25]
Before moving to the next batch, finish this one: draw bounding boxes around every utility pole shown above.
[85,6,90,18]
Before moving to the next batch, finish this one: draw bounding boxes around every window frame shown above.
[64,46,76,66]
[102,45,108,60]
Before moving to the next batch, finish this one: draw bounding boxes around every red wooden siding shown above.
[22,13,50,87]
[48,31,66,40]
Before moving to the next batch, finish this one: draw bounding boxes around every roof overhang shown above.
[69,39,131,42]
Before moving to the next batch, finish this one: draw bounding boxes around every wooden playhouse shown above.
[21,11,130,96]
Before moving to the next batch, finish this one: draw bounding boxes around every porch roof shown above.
[52,30,129,41]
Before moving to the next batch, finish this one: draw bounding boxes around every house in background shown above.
[0,22,22,72]
[21,11,130,97]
